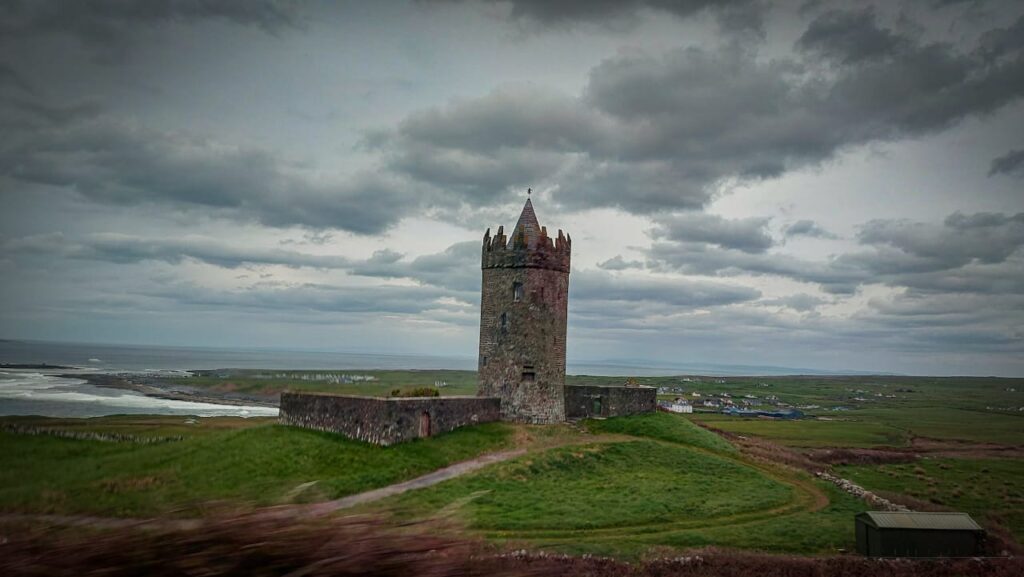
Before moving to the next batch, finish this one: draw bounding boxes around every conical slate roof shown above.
[509,197,541,248]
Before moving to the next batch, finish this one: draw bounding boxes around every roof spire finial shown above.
[527,187,531,196]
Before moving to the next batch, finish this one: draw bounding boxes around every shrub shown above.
[390,387,440,398]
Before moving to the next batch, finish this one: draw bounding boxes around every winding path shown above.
[307,448,527,514]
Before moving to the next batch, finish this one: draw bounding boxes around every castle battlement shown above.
[481,199,571,273]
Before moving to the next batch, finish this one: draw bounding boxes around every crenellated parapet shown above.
[481,223,571,273]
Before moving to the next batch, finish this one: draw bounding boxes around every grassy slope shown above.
[376,413,868,556]
[585,411,737,454]
[384,440,791,531]
[836,458,1024,541]
[0,421,512,517]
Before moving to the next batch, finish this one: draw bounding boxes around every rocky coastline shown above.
[66,372,279,409]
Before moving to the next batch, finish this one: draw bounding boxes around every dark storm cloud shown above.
[0,118,417,234]
[796,8,909,64]
[143,282,455,317]
[572,270,761,308]
[3,231,485,297]
[646,240,863,294]
[351,241,482,293]
[978,14,1024,61]
[366,88,607,204]
[988,148,1024,176]
[428,0,763,33]
[646,211,1024,296]
[856,212,1024,269]
[785,219,837,239]
[651,213,774,253]
[372,9,1024,216]
[0,61,33,94]
[2,232,353,269]
[0,0,301,61]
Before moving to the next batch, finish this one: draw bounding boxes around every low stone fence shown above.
[564,385,656,419]
[815,471,910,511]
[279,392,501,446]
[1,424,183,444]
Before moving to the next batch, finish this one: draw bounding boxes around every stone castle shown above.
[478,197,571,424]
[280,195,654,444]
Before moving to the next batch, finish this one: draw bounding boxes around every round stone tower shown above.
[477,196,571,424]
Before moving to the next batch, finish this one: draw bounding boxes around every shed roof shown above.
[857,511,983,531]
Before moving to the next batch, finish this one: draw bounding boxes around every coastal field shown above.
[161,369,1024,449]
[2,371,1022,559]
[167,369,480,398]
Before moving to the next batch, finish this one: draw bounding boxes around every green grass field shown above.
[4,371,1023,558]
[0,419,513,517]
[584,411,738,454]
[172,369,480,397]
[383,440,790,531]
[166,371,1024,450]
[690,414,908,448]
[836,458,1024,541]
[369,413,868,556]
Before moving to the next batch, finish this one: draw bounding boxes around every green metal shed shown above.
[855,511,985,557]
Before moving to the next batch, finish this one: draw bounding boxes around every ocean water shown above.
[0,339,717,375]
[0,339,671,418]
[0,338,849,418]
[0,371,279,418]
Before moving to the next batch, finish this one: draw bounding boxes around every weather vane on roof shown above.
[527,187,532,196]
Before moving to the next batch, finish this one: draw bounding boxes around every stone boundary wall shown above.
[279,392,501,446]
[564,385,656,419]
[0,424,183,444]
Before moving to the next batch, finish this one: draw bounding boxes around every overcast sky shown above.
[2,0,1023,376]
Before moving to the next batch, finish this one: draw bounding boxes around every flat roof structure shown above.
[858,511,983,531]
[855,511,985,557]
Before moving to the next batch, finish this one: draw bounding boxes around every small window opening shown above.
[500,312,508,330]
[522,364,535,382]
[513,282,523,302]
[482,356,488,366]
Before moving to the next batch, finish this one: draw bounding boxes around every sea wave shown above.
[0,371,279,418]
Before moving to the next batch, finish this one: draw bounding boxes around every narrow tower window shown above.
[513,281,523,302]
[522,364,535,382]
[500,312,508,330]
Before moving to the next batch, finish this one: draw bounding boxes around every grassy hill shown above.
[369,413,868,557]
[0,417,512,517]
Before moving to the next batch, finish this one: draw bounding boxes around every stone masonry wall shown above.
[279,392,501,446]
[564,385,656,419]
[478,264,569,424]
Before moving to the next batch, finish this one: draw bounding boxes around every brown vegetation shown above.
[806,448,919,466]
[3,515,1023,577]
